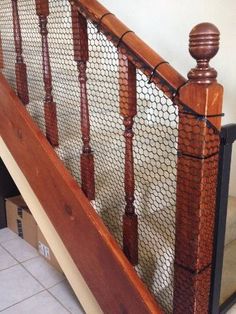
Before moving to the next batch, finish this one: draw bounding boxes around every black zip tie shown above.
[148,61,169,84]
[116,30,134,48]
[97,13,114,33]
[179,111,225,120]
[172,81,188,100]
[178,150,219,160]
[205,113,225,118]
[175,261,211,275]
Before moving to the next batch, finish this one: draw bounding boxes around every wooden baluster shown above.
[0,32,4,71]
[173,23,223,313]
[71,5,95,200]
[119,52,138,266]
[35,0,58,147]
[11,0,29,105]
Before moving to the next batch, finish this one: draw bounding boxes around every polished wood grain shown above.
[11,0,29,105]
[68,0,186,97]
[35,0,58,147]
[0,73,163,314]
[69,0,223,131]
[119,52,138,266]
[173,23,223,314]
[71,5,95,200]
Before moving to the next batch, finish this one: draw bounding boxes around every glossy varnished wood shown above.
[68,0,186,96]
[71,5,95,200]
[0,73,163,314]
[68,0,223,132]
[174,23,223,314]
[119,52,138,266]
[11,0,29,105]
[35,0,58,147]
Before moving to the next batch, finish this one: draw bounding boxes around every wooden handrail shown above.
[0,73,163,314]
[69,0,186,94]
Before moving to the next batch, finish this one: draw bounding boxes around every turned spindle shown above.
[71,5,95,200]
[11,0,29,105]
[35,0,58,147]
[0,32,4,70]
[119,52,138,266]
[174,23,223,314]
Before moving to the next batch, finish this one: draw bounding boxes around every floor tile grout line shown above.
[0,243,19,263]
[19,255,41,264]
[0,241,39,265]
[46,288,72,314]
[47,282,85,314]
[0,259,69,313]
[0,289,46,313]
[17,254,72,313]
[20,256,64,290]
[0,262,19,273]
[0,230,20,246]
[0,238,18,246]
[0,230,82,313]
[19,262,71,313]
[0,261,71,314]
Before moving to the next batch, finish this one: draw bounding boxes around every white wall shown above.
[101,0,236,196]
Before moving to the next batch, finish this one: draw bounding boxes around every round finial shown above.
[188,23,220,83]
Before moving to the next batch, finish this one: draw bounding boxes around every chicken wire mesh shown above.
[0,1,220,313]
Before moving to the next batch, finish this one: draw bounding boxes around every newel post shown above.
[173,23,223,313]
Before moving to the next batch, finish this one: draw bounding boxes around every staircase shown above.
[0,0,232,313]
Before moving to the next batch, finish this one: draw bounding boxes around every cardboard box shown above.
[37,227,63,273]
[6,195,38,248]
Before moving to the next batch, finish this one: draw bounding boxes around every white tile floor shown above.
[227,305,236,314]
[0,228,84,314]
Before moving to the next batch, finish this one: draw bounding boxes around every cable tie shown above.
[116,30,134,48]
[148,61,169,84]
[97,13,114,33]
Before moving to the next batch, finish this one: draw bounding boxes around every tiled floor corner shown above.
[0,228,84,314]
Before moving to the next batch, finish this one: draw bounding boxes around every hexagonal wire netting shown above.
[0,1,220,313]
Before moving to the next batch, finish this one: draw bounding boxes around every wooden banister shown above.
[35,0,59,147]
[174,23,223,314]
[119,51,138,266]
[0,73,163,314]
[71,5,95,200]
[69,0,186,96]
[11,0,29,105]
